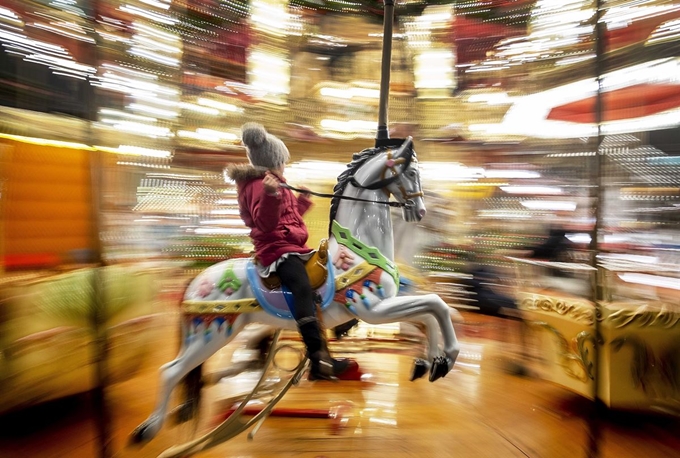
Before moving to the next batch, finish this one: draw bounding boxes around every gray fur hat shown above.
[241,123,290,169]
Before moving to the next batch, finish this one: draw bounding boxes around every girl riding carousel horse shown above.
[227,122,356,381]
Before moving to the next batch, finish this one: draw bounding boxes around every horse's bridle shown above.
[283,142,421,209]
[377,148,425,204]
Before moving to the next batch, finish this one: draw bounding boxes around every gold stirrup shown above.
[260,239,329,290]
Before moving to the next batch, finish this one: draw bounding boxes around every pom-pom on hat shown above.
[241,122,290,170]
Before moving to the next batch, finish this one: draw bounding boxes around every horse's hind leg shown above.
[130,314,249,445]
[174,364,203,426]
[202,324,277,385]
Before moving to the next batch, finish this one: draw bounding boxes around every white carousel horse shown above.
[130,137,461,447]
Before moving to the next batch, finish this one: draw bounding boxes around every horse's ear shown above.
[391,137,413,160]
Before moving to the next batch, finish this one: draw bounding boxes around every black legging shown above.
[276,255,315,321]
[275,255,323,355]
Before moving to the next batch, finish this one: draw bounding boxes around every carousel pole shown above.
[376,0,396,144]
[85,4,113,453]
[586,1,607,457]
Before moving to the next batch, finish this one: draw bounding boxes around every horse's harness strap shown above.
[331,220,399,286]
[351,143,414,191]
[334,260,377,291]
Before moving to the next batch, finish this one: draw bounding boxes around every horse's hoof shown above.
[129,422,153,446]
[428,356,452,382]
[410,358,429,381]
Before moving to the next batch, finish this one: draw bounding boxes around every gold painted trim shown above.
[603,302,680,329]
[334,261,377,291]
[611,335,680,402]
[182,299,260,314]
[529,321,595,383]
[519,293,595,325]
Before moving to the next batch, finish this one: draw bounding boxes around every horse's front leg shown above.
[407,314,440,381]
[358,294,460,382]
[130,314,248,445]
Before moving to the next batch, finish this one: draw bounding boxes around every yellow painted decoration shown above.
[334,261,377,290]
[182,299,261,314]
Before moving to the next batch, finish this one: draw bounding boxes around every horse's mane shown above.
[328,146,382,235]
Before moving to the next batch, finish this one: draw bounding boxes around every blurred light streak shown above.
[107,120,174,137]
[419,163,484,182]
[248,50,290,96]
[320,119,377,134]
[197,98,242,113]
[647,19,680,45]
[566,233,592,244]
[0,6,23,25]
[210,209,241,215]
[179,102,220,115]
[194,227,251,235]
[200,219,245,226]
[287,160,346,181]
[118,5,177,25]
[414,50,455,89]
[101,63,159,80]
[604,4,680,31]
[0,24,96,79]
[128,48,180,67]
[478,210,533,219]
[0,133,93,149]
[100,109,157,123]
[520,200,577,211]
[485,170,540,179]
[251,0,293,37]
[319,87,379,99]
[30,22,95,43]
[117,161,170,169]
[128,103,178,118]
[139,0,172,11]
[603,254,659,264]
[177,129,238,142]
[618,273,680,291]
[95,145,172,158]
[500,186,563,195]
[555,53,595,66]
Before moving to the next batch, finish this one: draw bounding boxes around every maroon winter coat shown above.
[227,165,313,267]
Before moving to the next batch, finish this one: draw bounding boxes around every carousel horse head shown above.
[342,137,426,223]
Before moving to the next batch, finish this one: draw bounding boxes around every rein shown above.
[280,183,411,208]
[280,138,418,209]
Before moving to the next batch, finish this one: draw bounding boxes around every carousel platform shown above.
[0,311,678,458]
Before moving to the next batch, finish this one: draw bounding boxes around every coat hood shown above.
[225,164,265,184]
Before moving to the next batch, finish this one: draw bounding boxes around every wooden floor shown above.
[1,313,678,458]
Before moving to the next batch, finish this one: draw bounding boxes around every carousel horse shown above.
[130,137,461,449]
